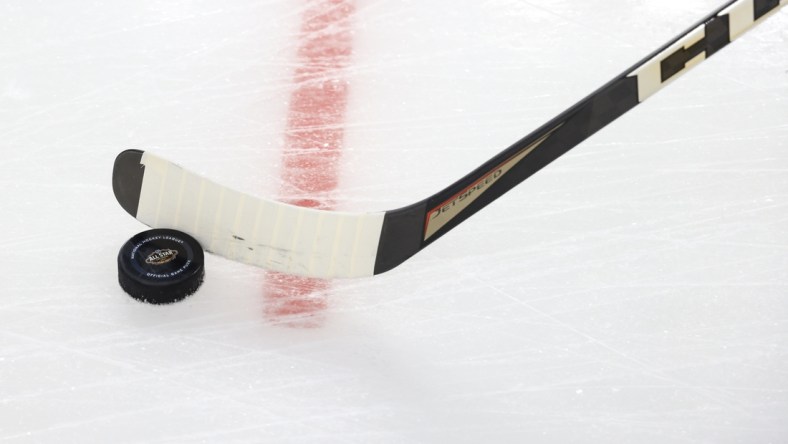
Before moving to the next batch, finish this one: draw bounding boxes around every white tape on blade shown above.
[137,152,385,279]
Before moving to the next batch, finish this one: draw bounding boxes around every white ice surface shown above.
[1,1,787,442]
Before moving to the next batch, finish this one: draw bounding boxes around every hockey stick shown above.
[113,0,786,279]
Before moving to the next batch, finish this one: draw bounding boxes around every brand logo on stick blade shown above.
[145,249,178,265]
[423,124,563,241]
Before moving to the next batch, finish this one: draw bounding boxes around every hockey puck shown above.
[117,229,205,304]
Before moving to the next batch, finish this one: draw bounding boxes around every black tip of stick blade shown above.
[113,149,145,218]
[117,229,205,305]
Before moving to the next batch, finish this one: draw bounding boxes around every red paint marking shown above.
[264,0,355,327]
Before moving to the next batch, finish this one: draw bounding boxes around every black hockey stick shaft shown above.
[373,0,784,274]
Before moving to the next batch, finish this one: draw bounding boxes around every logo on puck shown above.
[145,249,179,265]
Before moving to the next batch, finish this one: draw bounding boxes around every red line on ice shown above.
[264,0,356,327]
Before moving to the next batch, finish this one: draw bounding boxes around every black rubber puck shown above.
[117,229,205,304]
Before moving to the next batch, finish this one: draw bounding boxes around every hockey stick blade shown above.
[113,0,786,279]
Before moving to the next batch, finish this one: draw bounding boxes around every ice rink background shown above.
[1,0,787,442]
